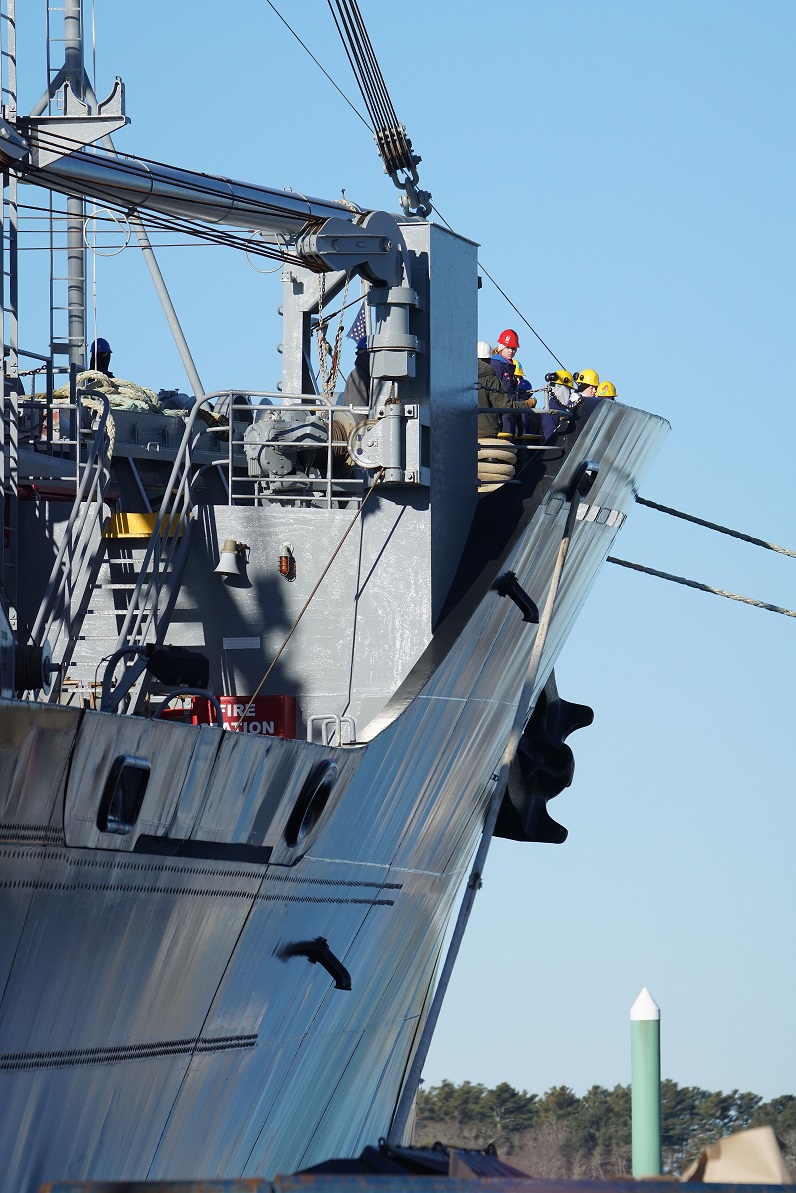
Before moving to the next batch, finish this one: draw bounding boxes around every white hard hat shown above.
[477,340,492,359]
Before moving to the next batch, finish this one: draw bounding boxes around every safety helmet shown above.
[573,368,599,388]
[596,381,616,398]
[544,369,574,388]
[497,328,520,349]
[90,337,112,356]
[514,360,524,378]
[477,340,492,360]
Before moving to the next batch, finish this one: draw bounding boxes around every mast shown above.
[62,0,87,369]
[38,0,90,369]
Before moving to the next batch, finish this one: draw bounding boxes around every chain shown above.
[316,271,351,398]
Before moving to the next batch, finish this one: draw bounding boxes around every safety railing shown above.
[191,390,370,510]
[28,389,113,674]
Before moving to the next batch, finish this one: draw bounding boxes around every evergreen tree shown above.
[414,1078,794,1180]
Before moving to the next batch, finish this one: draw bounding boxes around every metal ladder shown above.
[103,410,203,711]
[29,390,114,699]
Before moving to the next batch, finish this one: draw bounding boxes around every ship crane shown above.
[0,103,420,388]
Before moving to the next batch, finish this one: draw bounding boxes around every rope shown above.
[607,557,796,620]
[231,473,384,729]
[637,496,796,561]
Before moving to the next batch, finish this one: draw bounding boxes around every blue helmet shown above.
[90,337,112,356]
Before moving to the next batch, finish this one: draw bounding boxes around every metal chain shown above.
[316,271,351,398]
[316,273,331,389]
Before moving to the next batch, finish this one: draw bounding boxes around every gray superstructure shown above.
[0,5,668,1190]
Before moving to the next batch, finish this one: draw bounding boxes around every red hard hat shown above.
[497,328,519,349]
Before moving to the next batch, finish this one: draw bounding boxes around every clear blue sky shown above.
[14,2,796,1101]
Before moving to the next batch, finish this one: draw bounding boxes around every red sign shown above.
[163,694,296,738]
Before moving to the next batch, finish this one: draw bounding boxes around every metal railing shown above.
[28,389,113,673]
[193,390,369,510]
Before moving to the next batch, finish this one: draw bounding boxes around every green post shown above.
[631,987,661,1177]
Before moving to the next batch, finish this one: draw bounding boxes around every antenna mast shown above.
[49,0,88,369]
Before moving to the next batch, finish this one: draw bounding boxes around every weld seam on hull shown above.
[0,878,394,905]
[304,855,469,877]
[0,1032,258,1072]
[0,825,66,845]
[0,846,403,888]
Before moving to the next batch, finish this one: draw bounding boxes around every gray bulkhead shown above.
[168,222,478,741]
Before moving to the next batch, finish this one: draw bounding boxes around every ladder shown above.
[75,410,202,711]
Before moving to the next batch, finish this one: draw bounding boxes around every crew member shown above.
[89,337,114,377]
[512,359,538,438]
[542,369,577,440]
[572,368,599,399]
[343,336,369,405]
[477,341,535,438]
[490,328,520,397]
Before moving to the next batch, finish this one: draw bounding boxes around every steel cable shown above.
[607,557,796,620]
[327,0,414,176]
[636,496,796,561]
[20,125,338,237]
[264,0,372,131]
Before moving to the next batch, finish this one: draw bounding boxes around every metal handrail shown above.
[200,390,368,510]
[30,390,113,659]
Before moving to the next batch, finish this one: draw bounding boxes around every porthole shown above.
[284,759,339,847]
[97,755,151,835]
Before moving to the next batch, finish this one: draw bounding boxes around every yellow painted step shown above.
[104,511,186,539]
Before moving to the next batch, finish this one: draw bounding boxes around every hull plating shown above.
[0,404,667,1190]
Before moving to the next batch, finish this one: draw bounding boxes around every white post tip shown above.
[630,987,661,1021]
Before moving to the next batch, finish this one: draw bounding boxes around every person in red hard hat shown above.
[477,340,535,438]
[490,328,521,397]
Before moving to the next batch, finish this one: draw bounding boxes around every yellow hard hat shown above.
[596,381,616,398]
[574,369,599,388]
[514,360,524,378]
[545,369,574,388]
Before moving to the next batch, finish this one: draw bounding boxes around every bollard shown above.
[631,986,661,1177]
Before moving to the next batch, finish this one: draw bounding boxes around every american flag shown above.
[346,302,367,343]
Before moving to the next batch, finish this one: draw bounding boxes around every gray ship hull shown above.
[0,402,666,1190]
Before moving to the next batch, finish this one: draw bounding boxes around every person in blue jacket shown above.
[490,328,520,399]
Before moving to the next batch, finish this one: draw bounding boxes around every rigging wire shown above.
[24,124,345,230]
[607,556,796,621]
[17,130,312,266]
[430,202,568,370]
[263,0,372,131]
[262,1,570,366]
[636,496,796,562]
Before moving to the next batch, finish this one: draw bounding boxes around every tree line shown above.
[413,1079,796,1179]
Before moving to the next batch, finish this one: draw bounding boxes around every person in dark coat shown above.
[477,341,535,437]
[342,336,369,406]
[542,369,579,440]
[89,337,114,377]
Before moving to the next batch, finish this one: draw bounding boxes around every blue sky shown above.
[13,2,796,1101]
